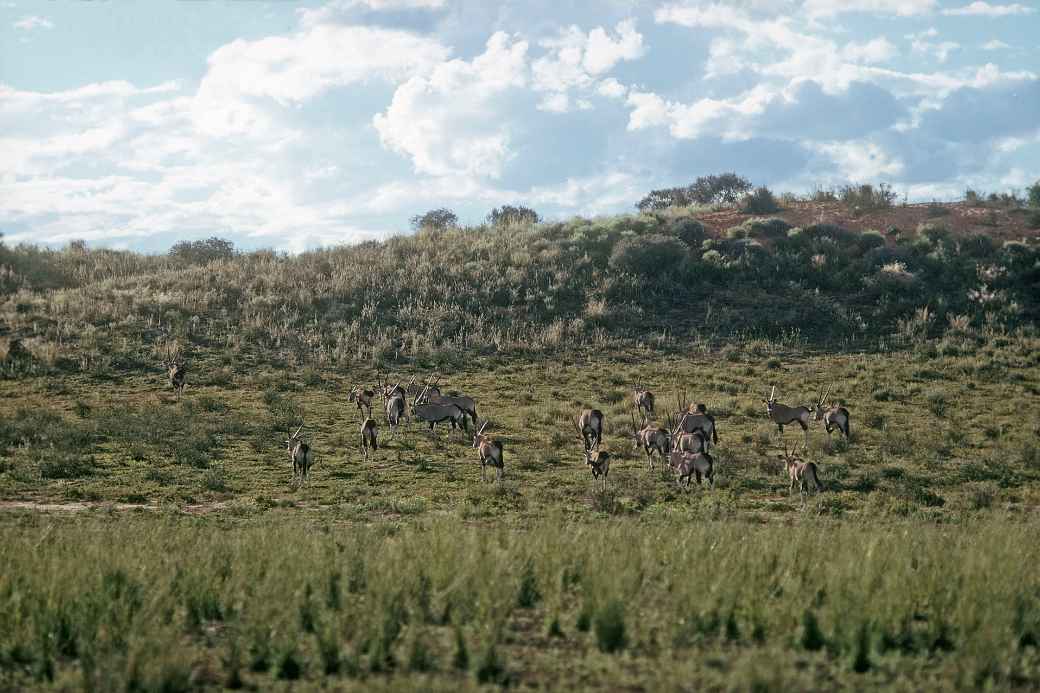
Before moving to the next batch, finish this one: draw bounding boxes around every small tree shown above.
[1027,180,1040,208]
[169,237,235,265]
[741,186,781,214]
[688,173,753,205]
[486,205,540,226]
[635,187,691,212]
[410,208,458,233]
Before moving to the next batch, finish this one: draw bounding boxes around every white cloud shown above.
[625,85,775,139]
[842,38,897,64]
[373,32,529,178]
[815,140,904,179]
[942,2,1035,16]
[297,0,446,26]
[596,77,627,98]
[13,15,53,31]
[907,28,960,63]
[801,0,936,17]
[982,39,1010,50]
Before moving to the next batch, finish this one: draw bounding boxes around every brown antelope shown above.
[162,361,187,396]
[672,428,709,454]
[810,389,851,439]
[577,408,604,451]
[285,424,313,484]
[384,385,407,436]
[416,378,478,428]
[671,391,719,449]
[633,387,655,423]
[472,420,504,482]
[630,411,670,471]
[583,449,611,486]
[764,386,812,447]
[348,384,376,419]
[361,418,378,459]
[667,450,714,488]
[778,443,822,497]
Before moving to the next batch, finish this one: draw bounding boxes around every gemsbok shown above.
[412,401,468,434]
[361,418,378,459]
[415,379,478,428]
[633,387,655,423]
[667,450,714,488]
[672,428,709,454]
[348,384,376,419]
[778,443,822,498]
[810,390,851,440]
[384,390,406,436]
[672,391,719,449]
[285,424,313,484]
[764,386,812,448]
[472,420,504,482]
[163,361,187,396]
[583,448,611,486]
[630,411,670,471]
[577,408,604,451]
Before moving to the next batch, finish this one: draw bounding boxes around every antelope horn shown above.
[293,424,304,438]
[770,385,776,401]
[822,389,830,404]
[478,421,488,435]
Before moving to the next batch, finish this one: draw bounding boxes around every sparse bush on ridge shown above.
[410,208,459,232]
[741,186,781,214]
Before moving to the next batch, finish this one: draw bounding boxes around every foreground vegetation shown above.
[2,516,1039,691]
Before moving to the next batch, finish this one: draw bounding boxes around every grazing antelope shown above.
[630,411,670,471]
[162,361,187,396]
[671,390,719,449]
[348,384,376,419]
[667,450,714,488]
[472,421,504,482]
[285,425,313,484]
[764,386,812,448]
[633,387,655,423]
[577,408,604,451]
[412,401,468,434]
[416,380,478,428]
[583,449,611,486]
[361,418,378,459]
[778,444,822,498]
[810,390,851,440]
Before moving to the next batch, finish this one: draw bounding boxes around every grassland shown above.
[2,204,1040,690]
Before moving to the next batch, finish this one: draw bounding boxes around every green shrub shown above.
[594,600,628,653]
[741,187,781,214]
[608,234,687,276]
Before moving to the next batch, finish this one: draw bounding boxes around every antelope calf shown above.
[348,385,376,419]
[286,425,313,484]
[764,386,812,447]
[472,421,504,482]
[633,387,655,423]
[778,444,822,498]
[810,390,850,439]
[577,408,604,451]
[361,418,378,459]
[667,450,714,488]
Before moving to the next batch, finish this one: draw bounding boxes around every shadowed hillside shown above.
[1,201,1039,375]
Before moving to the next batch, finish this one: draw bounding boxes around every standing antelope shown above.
[672,429,709,454]
[810,390,851,440]
[361,418,378,459]
[416,381,478,429]
[348,384,376,419]
[583,449,611,486]
[285,425,313,484]
[384,384,407,436]
[764,386,812,448]
[630,411,670,471]
[672,390,719,449]
[472,421,504,482]
[577,408,604,451]
[163,361,187,396]
[633,387,655,423]
[778,443,822,497]
[412,401,468,434]
[667,450,714,488]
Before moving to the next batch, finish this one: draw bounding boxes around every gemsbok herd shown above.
[164,363,851,499]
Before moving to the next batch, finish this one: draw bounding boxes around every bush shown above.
[741,187,781,214]
[608,234,687,276]
[636,187,693,212]
[666,218,707,247]
[1028,180,1040,208]
[742,217,791,239]
[410,208,458,232]
[689,173,753,205]
[169,237,235,265]
[594,600,627,653]
[965,189,984,207]
[840,183,896,212]
[486,205,540,226]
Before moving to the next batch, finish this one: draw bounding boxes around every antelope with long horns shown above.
[361,418,378,459]
[348,384,376,419]
[671,390,719,449]
[162,361,187,396]
[778,443,822,497]
[810,389,851,440]
[415,378,478,429]
[285,424,313,484]
[412,401,468,435]
[577,408,604,451]
[764,386,812,447]
[583,449,611,486]
[472,420,504,482]
[633,387,655,424]
[667,450,714,488]
[384,383,407,436]
[630,410,670,471]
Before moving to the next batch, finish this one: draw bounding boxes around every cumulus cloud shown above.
[942,2,1035,16]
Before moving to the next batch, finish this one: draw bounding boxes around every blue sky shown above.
[2,0,1038,252]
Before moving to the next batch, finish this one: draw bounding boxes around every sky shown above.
[2,0,1039,253]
